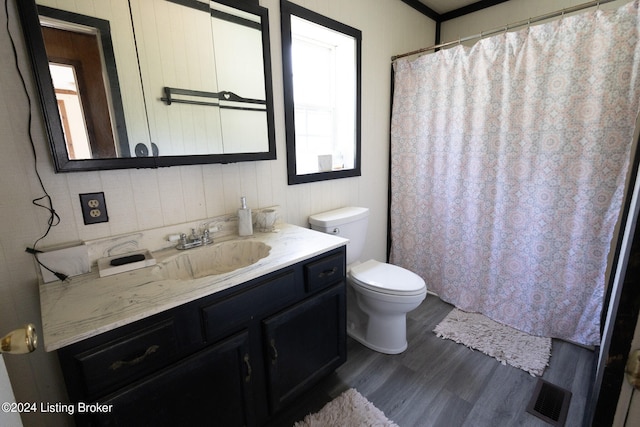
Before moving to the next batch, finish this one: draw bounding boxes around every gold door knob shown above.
[1,324,37,354]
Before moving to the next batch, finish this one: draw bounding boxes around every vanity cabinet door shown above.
[85,331,256,427]
[262,283,346,414]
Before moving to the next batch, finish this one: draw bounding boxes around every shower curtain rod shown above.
[391,0,617,61]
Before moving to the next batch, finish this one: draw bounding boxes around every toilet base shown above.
[346,282,421,355]
[347,327,408,355]
[346,305,409,355]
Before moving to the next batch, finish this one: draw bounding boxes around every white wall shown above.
[440,0,629,43]
[0,0,435,424]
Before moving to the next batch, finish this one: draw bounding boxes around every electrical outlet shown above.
[79,192,108,225]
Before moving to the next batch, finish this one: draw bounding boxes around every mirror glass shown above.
[280,0,361,185]
[38,4,133,160]
[17,0,276,172]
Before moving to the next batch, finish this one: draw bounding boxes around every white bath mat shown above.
[293,388,399,427]
[433,308,552,376]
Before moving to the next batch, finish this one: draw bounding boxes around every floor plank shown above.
[267,295,596,427]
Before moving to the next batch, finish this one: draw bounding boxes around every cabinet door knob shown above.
[269,339,278,365]
[110,345,159,371]
[243,353,252,383]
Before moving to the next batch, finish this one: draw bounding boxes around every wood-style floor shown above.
[267,295,596,427]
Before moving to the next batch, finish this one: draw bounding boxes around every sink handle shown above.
[202,229,213,245]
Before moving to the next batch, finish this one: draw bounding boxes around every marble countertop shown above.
[39,224,348,351]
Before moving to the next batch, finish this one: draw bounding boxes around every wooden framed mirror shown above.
[17,0,276,172]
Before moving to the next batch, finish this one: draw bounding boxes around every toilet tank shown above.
[309,207,369,265]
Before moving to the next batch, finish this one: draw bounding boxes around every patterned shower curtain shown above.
[390,1,640,346]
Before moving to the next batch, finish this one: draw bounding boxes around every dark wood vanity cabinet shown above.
[57,246,346,427]
[264,284,345,413]
[89,332,255,427]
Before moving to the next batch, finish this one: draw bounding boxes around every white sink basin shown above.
[157,240,271,280]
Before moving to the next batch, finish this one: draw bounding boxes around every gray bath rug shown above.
[293,388,399,427]
[433,308,552,376]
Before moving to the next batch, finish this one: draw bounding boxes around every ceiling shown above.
[403,0,511,22]
[421,0,482,14]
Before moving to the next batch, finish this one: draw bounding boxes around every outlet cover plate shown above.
[79,192,109,225]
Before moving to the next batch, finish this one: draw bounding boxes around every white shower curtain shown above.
[390,1,640,346]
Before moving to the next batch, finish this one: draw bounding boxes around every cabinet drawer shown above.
[202,269,296,343]
[89,331,255,427]
[304,253,345,293]
[75,319,179,398]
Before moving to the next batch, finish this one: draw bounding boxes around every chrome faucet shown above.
[176,228,213,250]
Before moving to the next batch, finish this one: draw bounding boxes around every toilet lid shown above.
[349,259,426,296]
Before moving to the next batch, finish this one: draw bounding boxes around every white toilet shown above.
[309,207,427,354]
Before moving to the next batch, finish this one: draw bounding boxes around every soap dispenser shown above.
[238,197,253,236]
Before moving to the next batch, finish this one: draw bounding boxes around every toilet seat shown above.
[349,259,426,296]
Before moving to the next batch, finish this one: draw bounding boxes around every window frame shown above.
[280,0,362,185]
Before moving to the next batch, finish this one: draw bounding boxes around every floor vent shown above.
[526,379,572,426]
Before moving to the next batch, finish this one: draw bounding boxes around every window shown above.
[281,0,361,184]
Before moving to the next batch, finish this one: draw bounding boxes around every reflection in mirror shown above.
[49,64,91,159]
[133,0,269,156]
[16,0,276,172]
[210,2,270,154]
[39,6,130,159]
[281,0,361,185]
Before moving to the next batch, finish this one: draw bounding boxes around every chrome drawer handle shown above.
[318,267,338,278]
[109,345,159,371]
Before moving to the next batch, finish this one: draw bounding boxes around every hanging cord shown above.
[127,1,155,156]
[4,0,67,281]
